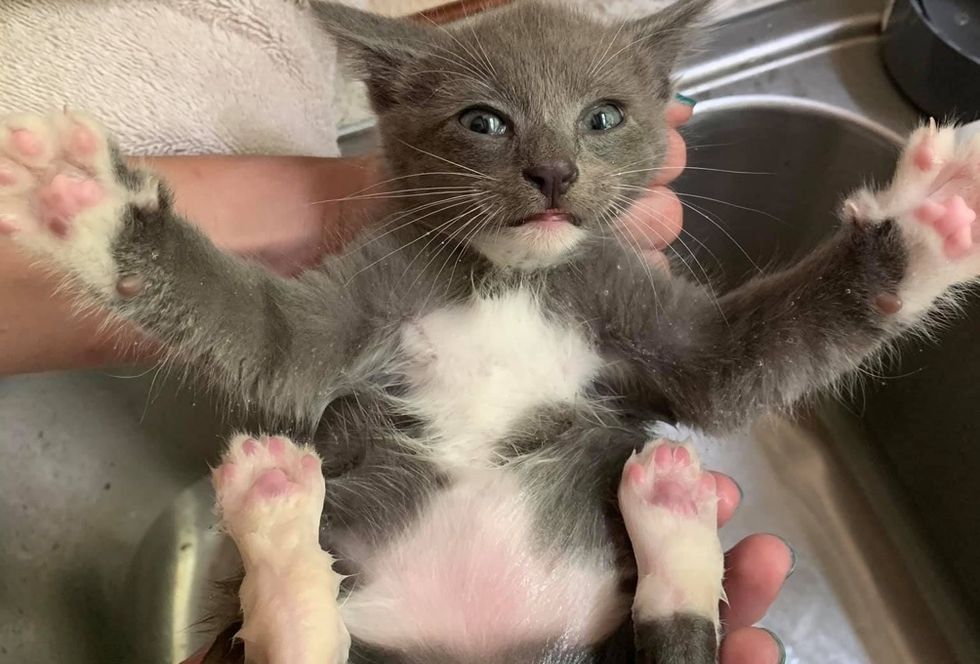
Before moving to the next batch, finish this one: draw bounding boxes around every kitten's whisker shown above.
[675,226,726,275]
[348,194,491,282]
[458,6,498,79]
[613,195,730,327]
[614,183,769,273]
[435,203,498,304]
[354,195,480,253]
[587,19,628,79]
[612,166,773,177]
[613,193,714,291]
[423,44,490,83]
[401,202,485,282]
[593,30,666,80]
[674,191,787,225]
[309,186,478,205]
[420,13,494,79]
[394,139,498,180]
[607,201,662,307]
[593,23,694,79]
[371,193,478,232]
[667,194,764,275]
[308,170,492,206]
[412,69,495,91]
[419,204,492,305]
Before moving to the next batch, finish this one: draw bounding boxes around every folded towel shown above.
[0,0,365,157]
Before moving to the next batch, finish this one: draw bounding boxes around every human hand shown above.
[713,472,792,664]
[616,96,694,269]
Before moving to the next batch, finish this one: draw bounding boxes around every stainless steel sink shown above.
[2,0,978,662]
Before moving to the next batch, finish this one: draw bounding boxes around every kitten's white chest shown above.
[399,289,601,468]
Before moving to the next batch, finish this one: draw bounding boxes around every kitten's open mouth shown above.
[511,210,581,228]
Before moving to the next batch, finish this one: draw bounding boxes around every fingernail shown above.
[674,93,697,107]
[761,628,786,664]
[763,533,797,580]
[732,477,744,504]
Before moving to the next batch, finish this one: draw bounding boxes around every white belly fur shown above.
[338,290,622,653]
[398,288,602,469]
[340,471,629,654]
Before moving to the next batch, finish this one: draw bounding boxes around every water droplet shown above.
[150,250,160,260]
[844,288,852,295]
[955,12,970,27]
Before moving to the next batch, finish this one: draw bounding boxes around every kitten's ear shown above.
[308,2,443,109]
[628,0,713,93]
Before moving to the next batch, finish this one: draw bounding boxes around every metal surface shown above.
[1,0,978,662]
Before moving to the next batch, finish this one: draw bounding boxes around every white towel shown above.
[0,0,364,157]
[0,0,781,157]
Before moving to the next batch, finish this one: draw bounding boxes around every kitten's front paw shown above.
[0,111,159,293]
[844,121,979,314]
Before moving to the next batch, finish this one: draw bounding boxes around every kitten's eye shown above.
[586,103,625,131]
[459,108,508,136]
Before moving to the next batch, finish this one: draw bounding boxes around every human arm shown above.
[0,152,376,375]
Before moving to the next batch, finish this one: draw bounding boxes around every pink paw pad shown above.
[268,436,286,456]
[915,195,977,258]
[213,462,236,488]
[913,140,936,172]
[212,434,325,523]
[242,438,260,456]
[10,129,42,157]
[0,214,18,235]
[69,125,98,157]
[623,442,716,517]
[35,174,105,236]
[254,468,291,497]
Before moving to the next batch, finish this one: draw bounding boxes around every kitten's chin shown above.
[470,223,587,271]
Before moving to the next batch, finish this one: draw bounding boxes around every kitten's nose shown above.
[522,160,579,207]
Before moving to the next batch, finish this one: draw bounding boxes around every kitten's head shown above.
[314,0,711,270]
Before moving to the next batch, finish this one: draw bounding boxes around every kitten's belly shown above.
[339,471,629,654]
[341,289,623,651]
[399,288,603,469]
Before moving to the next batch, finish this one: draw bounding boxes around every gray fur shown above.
[633,614,718,664]
[70,1,940,662]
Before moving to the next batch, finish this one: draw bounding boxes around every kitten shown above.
[0,1,978,663]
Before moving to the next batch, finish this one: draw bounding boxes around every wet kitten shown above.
[1,0,979,663]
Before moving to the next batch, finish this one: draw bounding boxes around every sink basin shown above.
[1,0,977,662]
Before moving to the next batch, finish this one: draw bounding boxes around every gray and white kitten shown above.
[1,1,979,663]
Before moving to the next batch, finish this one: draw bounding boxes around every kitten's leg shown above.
[630,122,979,431]
[618,440,722,664]
[0,111,359,413]
[213,434,350,664]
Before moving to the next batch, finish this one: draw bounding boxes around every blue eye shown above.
[459,108,507,136]
[587,103,625,131]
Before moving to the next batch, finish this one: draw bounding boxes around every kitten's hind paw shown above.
[212,435,350,664]
[844,120,980,315]
[619,440,723,663]
[618,440,723,622]
[213,434,326,541]
[0,111,159,293]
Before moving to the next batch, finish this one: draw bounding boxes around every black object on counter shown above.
[882,0,980,122]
